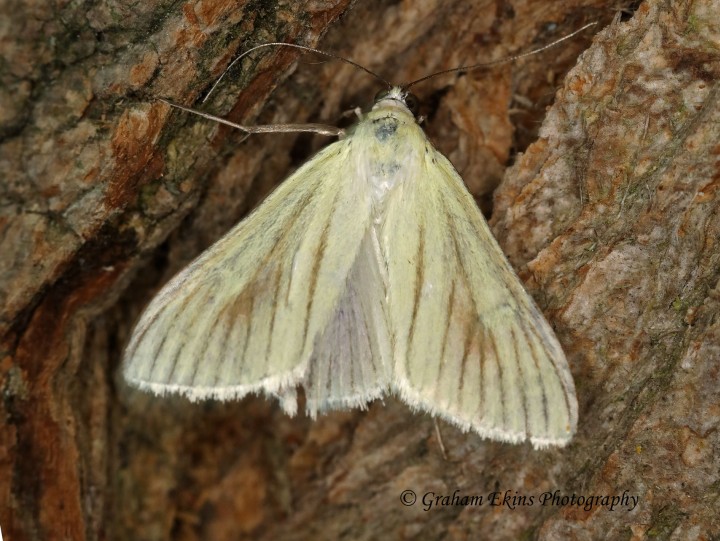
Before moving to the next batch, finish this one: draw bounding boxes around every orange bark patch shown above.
[194,0,246,28]
[108,103,167,209]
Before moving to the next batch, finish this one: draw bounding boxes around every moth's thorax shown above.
[351,98,425,207]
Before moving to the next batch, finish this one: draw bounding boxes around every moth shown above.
[123,29,593,448]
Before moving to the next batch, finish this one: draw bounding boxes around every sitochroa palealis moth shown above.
[124,28,594,448]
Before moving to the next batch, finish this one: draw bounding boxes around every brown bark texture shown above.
[1,0,719,539]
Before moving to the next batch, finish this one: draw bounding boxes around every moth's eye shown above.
[374,89,391,102]
[404,92,420,115]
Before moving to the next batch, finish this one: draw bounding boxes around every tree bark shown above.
[1,0,718,540]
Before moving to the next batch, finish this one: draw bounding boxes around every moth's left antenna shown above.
[204,42,392,103]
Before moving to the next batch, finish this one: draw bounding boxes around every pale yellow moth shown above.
[124,27,594,448]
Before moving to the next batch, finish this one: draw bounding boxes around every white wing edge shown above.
[124,364,306,415]
[126,364,391,417]
[304,388,388,419]
[393,379,571,450]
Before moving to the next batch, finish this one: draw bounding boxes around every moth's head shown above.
[372,87,420,117]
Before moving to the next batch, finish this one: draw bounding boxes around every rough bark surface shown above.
[1,0,718,540]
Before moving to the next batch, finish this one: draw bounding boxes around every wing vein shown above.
[263,268,283,376]
[212,305,237,386]
[301,188,342,353]
[510,325,530,437]
[237,294,255,376]
[487,330,507,432]
[189,300,228,386]
[456,312,476,413]
[405,219,426,375]
[152,294,201,383]
[517,321,550,436]
[433,278,456,403]
[476,322,486,421]
[523,316,571,425]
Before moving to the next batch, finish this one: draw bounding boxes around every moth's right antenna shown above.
[404,21,597,90]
